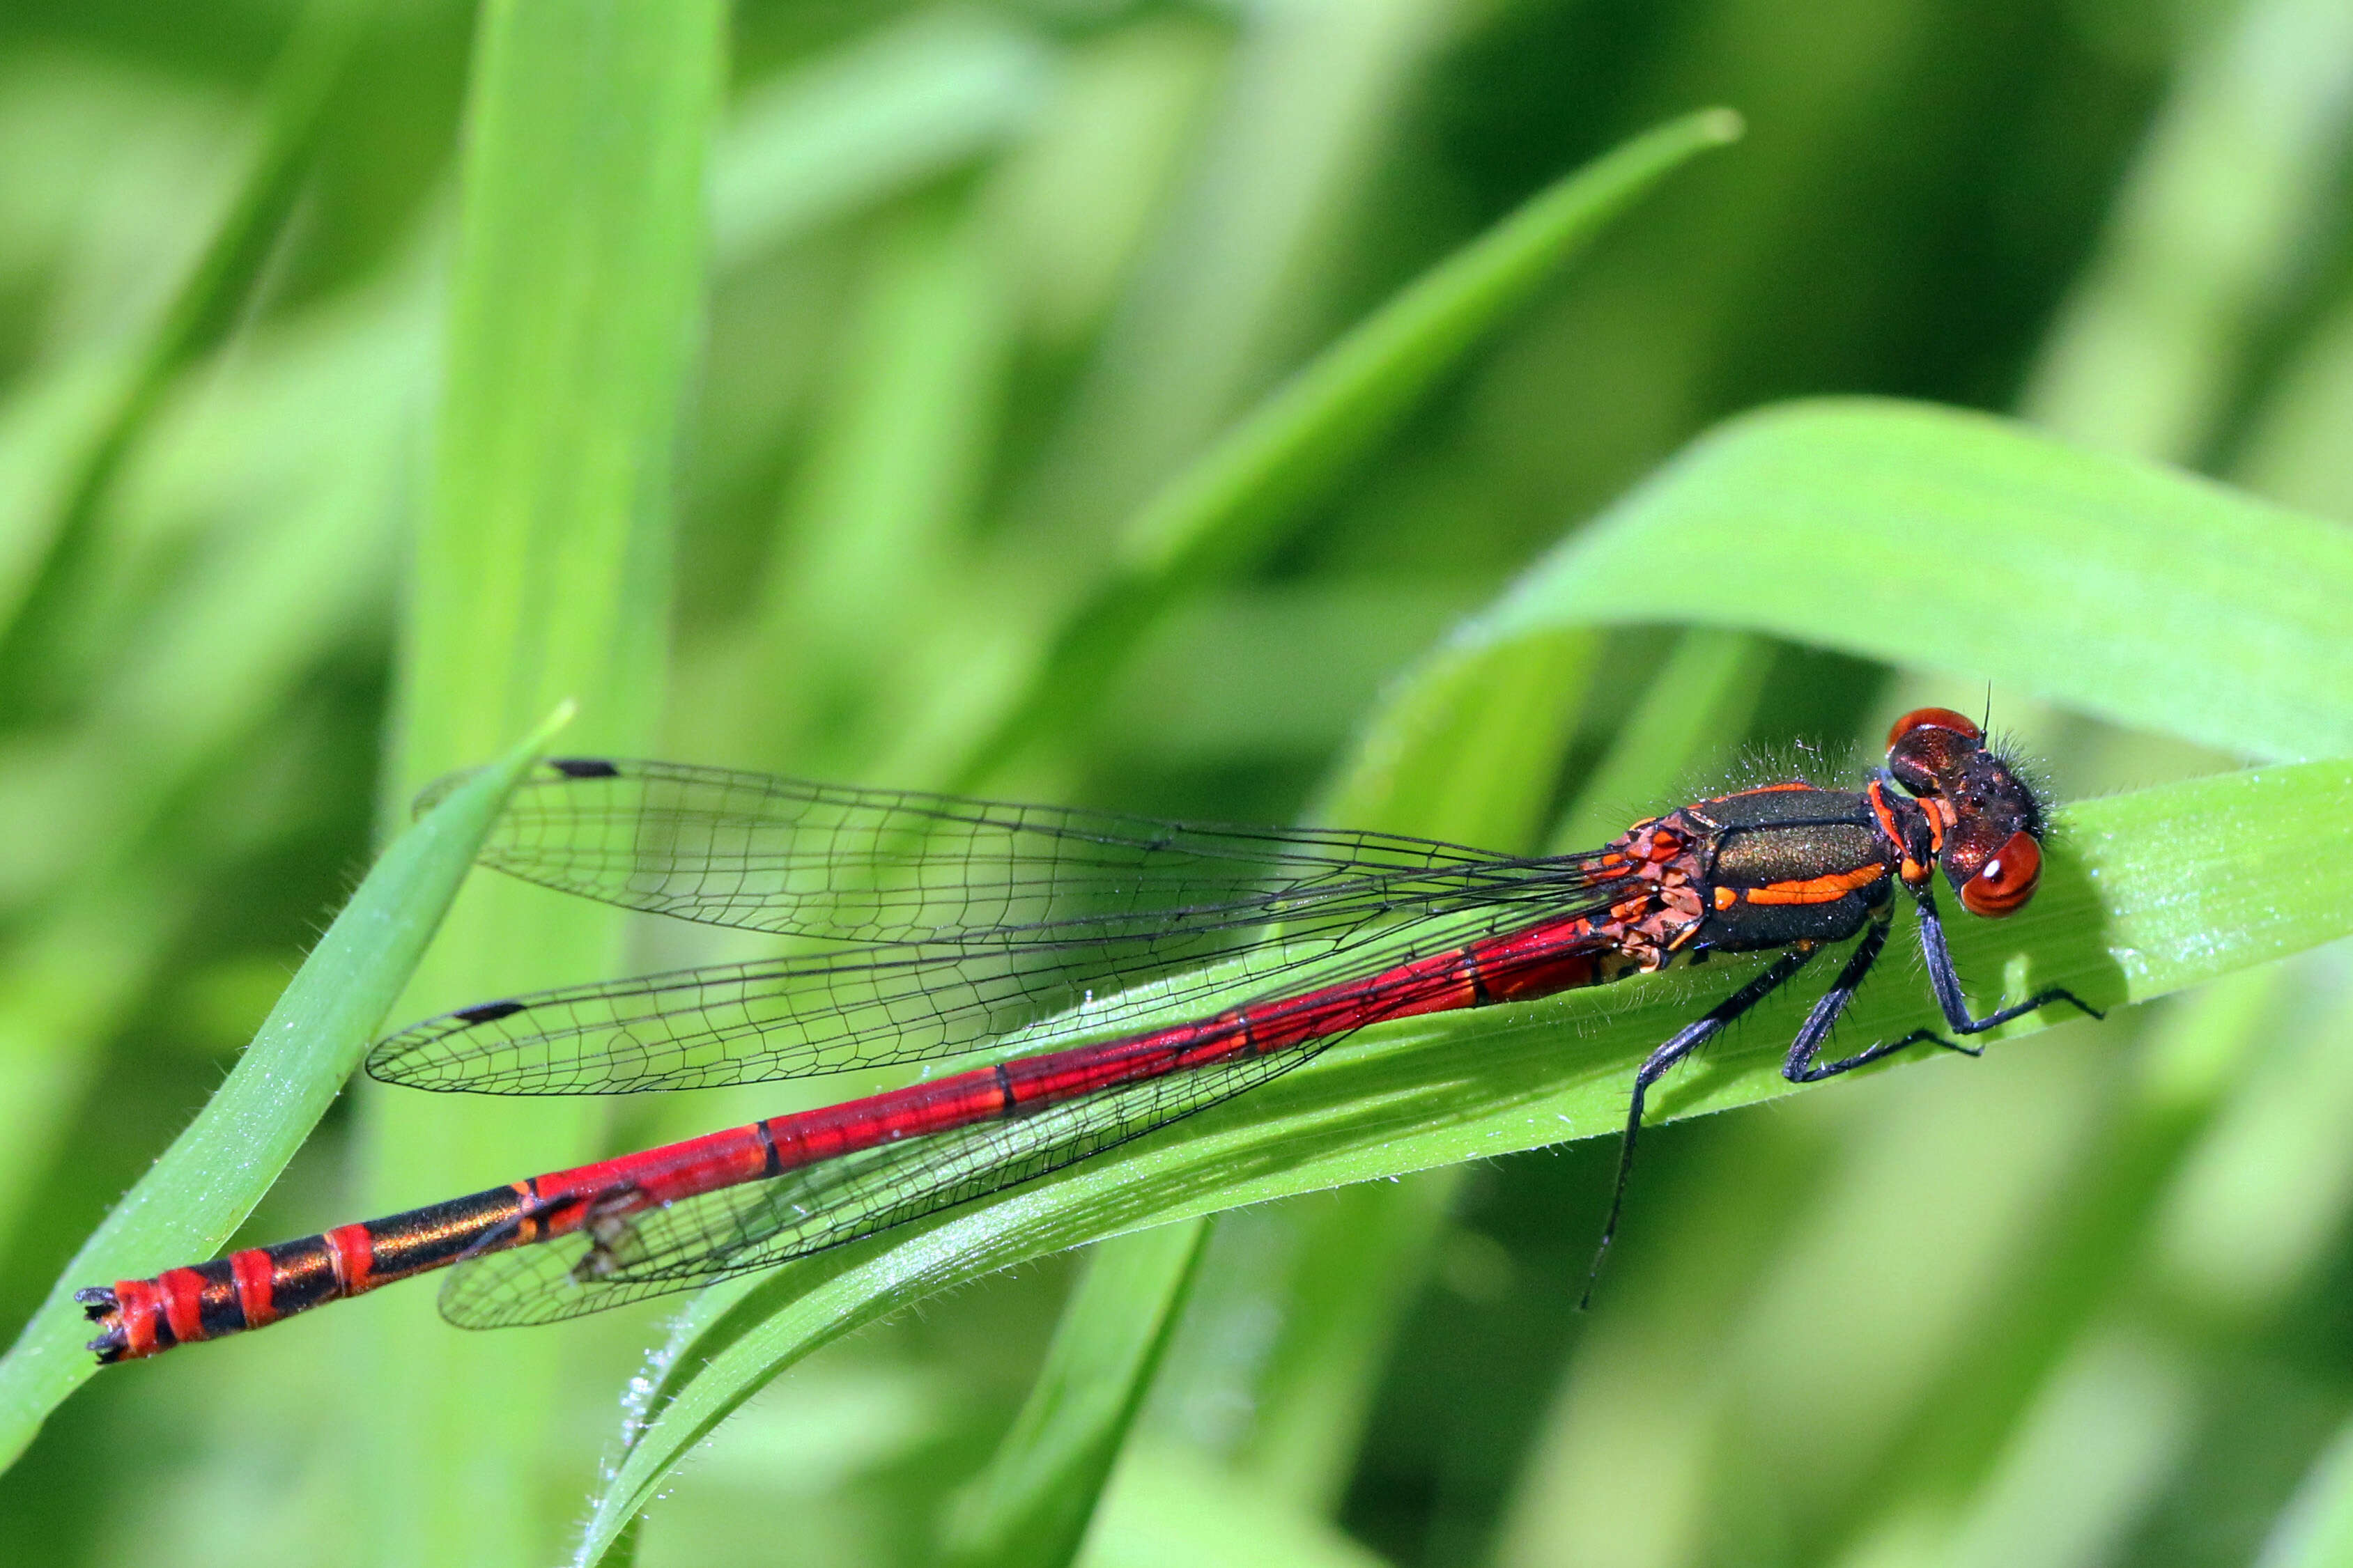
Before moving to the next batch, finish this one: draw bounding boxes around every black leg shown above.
[1581,942,1821,1310]
[1782,910,1982,1082]
[1911,883,2104,1036]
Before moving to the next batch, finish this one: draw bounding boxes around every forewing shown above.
[418,757,1519,947]
[371,931,1313,1094]
[431,913,1630,1329]
[367,862,1628,1093]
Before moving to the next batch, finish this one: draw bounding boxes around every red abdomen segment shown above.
[81,910,1627,1362]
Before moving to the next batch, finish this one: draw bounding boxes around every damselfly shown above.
[81,707,2098,1362]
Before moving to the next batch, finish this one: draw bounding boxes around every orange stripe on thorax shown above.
[1736,864,1888,906]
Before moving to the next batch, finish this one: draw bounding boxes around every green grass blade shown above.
[1466,397,2353,762]
[959,108,1743,782]
[941,1220,1209,1568]
[363,3,713,1564]
[0,708,567,1471]
[394,6,711,773]
[578,385,2350,1548]
[1108,107,1743,584]
[569,380,2353,1544]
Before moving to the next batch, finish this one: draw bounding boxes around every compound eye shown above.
[1886,707,1983,749]
[1960,830,2040,917]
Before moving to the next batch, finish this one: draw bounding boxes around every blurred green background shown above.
[2,1,2352,1565]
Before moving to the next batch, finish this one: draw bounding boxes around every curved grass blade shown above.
[0,706,571,1471]
[1465,397,2353,763]
[570,755,2353,1562]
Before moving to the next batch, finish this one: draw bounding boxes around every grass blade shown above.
[360,2,714,1562]
[1467,397,2353,762]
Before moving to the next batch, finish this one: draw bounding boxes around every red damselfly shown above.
[80,707,2098,1362]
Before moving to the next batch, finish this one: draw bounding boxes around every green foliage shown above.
[2,3,2352,1567]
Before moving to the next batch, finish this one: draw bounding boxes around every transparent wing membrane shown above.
[377,759,1625,1094]
[433,920,1611,1330]
[419,757,1538,947]
[368,872,1629,1094]
[371,920,1361,1094]
[399,759,1641,1328]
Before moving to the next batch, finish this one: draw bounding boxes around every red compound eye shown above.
[1960,830,2040,917]
[1886,707,1982,749]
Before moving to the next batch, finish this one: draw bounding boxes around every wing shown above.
[419,757,1525,948]
[367,857,1628,1094]
[437,1037,1309,1328]
[431,908,1612,1330]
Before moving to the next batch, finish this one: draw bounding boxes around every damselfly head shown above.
[1882,707,1984,791]
[1883,707,2046,918]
